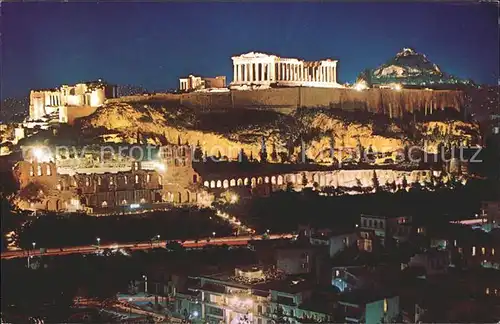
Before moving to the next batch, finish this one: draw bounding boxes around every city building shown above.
[338,290,400,324]
[27,80,117,126]
[230,52,341,89]
[179,75,227,92]
[407,249,451,276]
[171,266,336,324]
[359,214,417,246]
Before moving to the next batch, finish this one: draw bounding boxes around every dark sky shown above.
[1,2,498,99]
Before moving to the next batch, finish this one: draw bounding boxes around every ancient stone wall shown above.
[175,88,464,116]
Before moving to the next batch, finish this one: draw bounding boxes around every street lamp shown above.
[156,234,160,247]
[96,237,101,247]
[142,275,148,293]
[212,232,216,237]
[128,297,132,315]
[32,242,36,250]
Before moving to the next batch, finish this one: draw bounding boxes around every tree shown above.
[165,240,184,252]
[17,182,46,203]
[193,140,204,162]
[301,172,308,186]
[259,136,268,163]
[239,148,249,164]
[330,135,336,161]
[250,151,254,162]
[177,135,181,146]
[271,143,278,162]
[272,305,290,324]
[372,170,380,191]
[366,145,375,164]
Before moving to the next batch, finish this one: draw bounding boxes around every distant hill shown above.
[358,48,473,88]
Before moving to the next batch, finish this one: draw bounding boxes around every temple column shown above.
[249,63,254,82]
[238,64,243,82]
[269,62,273,81]
[233,64,237,82]
[245,64,249,82]
[277,63,281,81]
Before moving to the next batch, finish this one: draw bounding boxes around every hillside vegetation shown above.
[77,98,480,163]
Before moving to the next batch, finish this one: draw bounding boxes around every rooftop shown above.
[339,288,397,306]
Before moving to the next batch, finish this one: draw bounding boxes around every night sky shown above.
[1,2,498,99]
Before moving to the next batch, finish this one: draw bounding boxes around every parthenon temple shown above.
[230,52,342,89]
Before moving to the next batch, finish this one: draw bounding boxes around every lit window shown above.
[492,248,495,256]
[383,299,388,313]
[46,165,51,176]
[472,246,476,256]
[29,166,34,177]
[135,175,139,184]
[158,175,162,184]
[110,177,114,185]
[98,177,101,186]
[458,247,463,254]
[454,240,457,247]
[335,270,340,276]
[101,201,108,208]
[85,177,90,186]
[482,247,486,255]
[124,175,128,185]
[147,174,151,183]
[37,165,42,176]
[486,288,490,295]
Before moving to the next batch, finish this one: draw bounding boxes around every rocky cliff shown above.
[78,98,480,163]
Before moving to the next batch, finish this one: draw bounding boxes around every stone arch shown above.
[251,177,256,187]
[230,179,236,187]
[204,181,210,187]
[121,199,128,205]
[237,178,243,186]
[319,174,326,186]
[223,179,229,188]
[177,192,182,203]
[210,180,216,188]
[185,191,191,203]
[271,176,276,184]
[102,201,108,208]
[277,175,284,185]
[80,197,88,206]
[264,176,269,184]
[257,177,263,184]
[216,180,222,188]
[244,178,249,186]
[290,174,296,183]
[193,174,198,183]
[140,198,146,204]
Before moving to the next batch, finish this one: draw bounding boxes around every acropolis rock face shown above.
[78,96,479,163]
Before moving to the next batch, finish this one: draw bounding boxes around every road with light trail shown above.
[1,234,295,260]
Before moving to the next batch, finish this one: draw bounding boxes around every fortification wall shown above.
[65,106,99,125]
[113,88,465,117]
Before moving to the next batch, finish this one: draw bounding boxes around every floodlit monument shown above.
[230,52,341,89]
[27,80,117,126]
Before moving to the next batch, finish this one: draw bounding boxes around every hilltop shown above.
[358,48,472,88]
